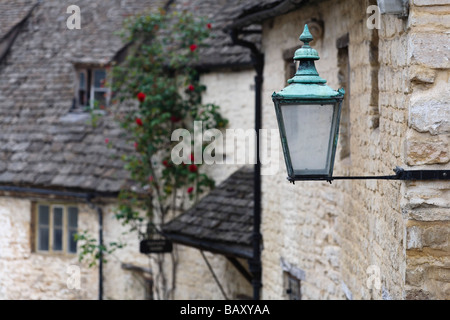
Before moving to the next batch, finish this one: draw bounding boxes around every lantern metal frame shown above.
[273,97,344,181]
[272,24,345,182]
[273,24,450,184]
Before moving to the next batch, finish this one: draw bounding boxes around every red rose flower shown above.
[188,164,198,173]
[207,23,212,29]
[187,187,194,194]
[148,176,154,182]
[170,115,181,123]
[105,138,109,144]
[188,84,195,91]
[134,142,138,150]
[189,44,197,52]
[135,118,143,126]
[137,92,146,102]
[163,160,169,167]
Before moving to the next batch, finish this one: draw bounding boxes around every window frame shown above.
[77,69,88,108]
[34,203,79,255]
[90,68,110,108]
[51,205,65,252]
[282,46,300,84]
[75,67,111,110]
[285,272,302,300]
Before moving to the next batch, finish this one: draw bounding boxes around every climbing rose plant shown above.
[77,9,228,300]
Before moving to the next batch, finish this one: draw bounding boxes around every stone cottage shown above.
[0,0,257,299]
[164,0,450,300]
[0,0,448,301]
[228,0,449,300]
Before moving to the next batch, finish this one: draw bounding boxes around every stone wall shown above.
[0,68,256,301]
[0,196,149,300]
[403,0,450,300]
[260,0,448,300]
[174,248,252,300]
[171,68,255,300]
[201,69,257,184]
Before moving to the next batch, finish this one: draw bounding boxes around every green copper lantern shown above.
[272,24,345,182]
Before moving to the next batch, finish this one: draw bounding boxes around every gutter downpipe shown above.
[85,196,105,301]
[225,0,307,301]
[229,30,263,301]
[98,205,104,301]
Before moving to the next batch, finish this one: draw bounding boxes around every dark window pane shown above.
[68,230,77,253]
[79,72,85,89]
[68,207,78,228]
[53,228,63,251]
[38,227,49,251]
[79,90,86,106]
[53,207,63,227]
[93,70,106,88]
[38,205,49,225]
[288,276,301,300]
[93,91,106,107]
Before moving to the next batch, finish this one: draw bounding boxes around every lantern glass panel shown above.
[281,103,336,175]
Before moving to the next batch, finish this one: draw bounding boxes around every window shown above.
[337,33,351,160]
[285,272,302,300]
[35,204,78,254]
[76,67,110,109]
[280,258,304,300]
[283,47,300,84]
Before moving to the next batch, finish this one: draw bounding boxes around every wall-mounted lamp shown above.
[272,25,344,181]
[272,25,449,184]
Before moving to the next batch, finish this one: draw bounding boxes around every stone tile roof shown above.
[0,0,37,40]
[223,0,310,31]
[162,166,254,259]
[0,0,260,193]
[169,0,261,68]
[0,0,166,193]
[234,0,284,18]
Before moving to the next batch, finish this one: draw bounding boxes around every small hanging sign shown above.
[140,239,173,254]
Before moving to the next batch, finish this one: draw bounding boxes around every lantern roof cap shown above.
[272,24,345,100]
[273,83,345,100]
[294,24,319,61]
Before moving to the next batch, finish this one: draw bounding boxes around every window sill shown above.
[59,108,106,123]
[32,251,78,258]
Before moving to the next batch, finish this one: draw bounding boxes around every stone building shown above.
[215,0,448,300]
[0,0,448,301]
[162,0,449,300]
[0,0,170,300]
[0,0,256,299]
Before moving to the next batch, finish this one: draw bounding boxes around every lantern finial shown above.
[299,24,313,45]
[293,24,319,61]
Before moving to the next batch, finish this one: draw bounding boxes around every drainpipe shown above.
[86,196,105,301]
[230,30,264,300]
[98,206,104,300]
